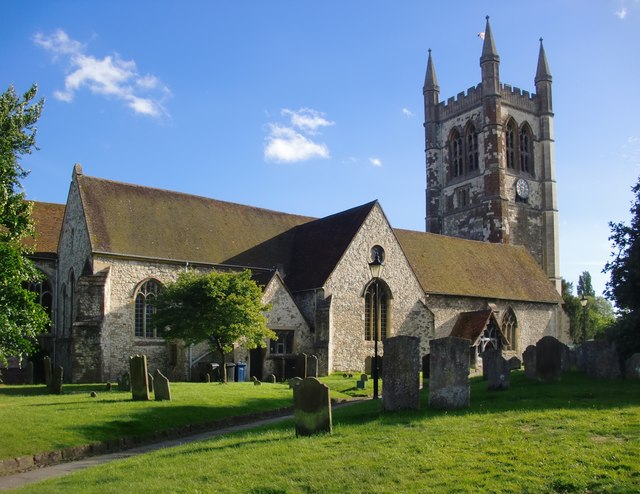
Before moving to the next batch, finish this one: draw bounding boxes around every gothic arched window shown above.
[449,129,464,179]
[465,124,479,172]
[25,276,53,332]
[502,308,518,351]
[134,279,163,338]
[519,124,533,174]
[364,284,389,341]
[505,120,517,170]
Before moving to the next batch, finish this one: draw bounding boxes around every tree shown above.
[561,278,582,342]
[155,270,275,382]
[577,271,595,298]
[604,174,640,357]
[0,85,48,366]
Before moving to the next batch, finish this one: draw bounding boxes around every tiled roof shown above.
[77,174,313,265]
[450,310,495,344]
[23,201,65,256]
[394,229,562,304]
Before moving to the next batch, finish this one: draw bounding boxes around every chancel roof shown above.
[24,201,66,257]
[394,229,562,304]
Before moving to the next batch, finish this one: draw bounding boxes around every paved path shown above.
[0,413,294,491]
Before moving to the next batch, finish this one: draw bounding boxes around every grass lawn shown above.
[9,372,640,493]
[0,379,360,460]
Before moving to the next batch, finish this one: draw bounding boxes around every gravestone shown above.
[422,354,430,379]
[105,382,112,391]
[225,363,236,382]
[252,376,262,386]
[119,372,131,391]
[356,379,366,389]
[147,372,154,393]
[293,377,332,436]
[154,369,172,401]
[25,361,34,385]
[383,335,421,411]
[483,348,510,391]
[360,373,368,382]
[265,374,276,384]
[129,355,150,401]
[364,356,372,374]
[296,353,308,379]
[625,353,640,379]
[205,373,211,383]
[523,345,537,380]
[536,336,563,382]
[428,336,470,410]
[48,365,64,394]
[583,340,622,379]
[508,356,521,370]
[43,356,52,387]
[308,355,319,378]
[289,377,303,389]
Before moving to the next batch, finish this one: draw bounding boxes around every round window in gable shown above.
[370,245,385,264]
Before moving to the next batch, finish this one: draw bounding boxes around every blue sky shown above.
[3,0,639,297]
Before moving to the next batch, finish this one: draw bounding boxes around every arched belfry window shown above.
[364,283,389,342]
[502,308,518,351]
[519,123,533,174]
[465,124,479,172]
[505,119,517,170]
[449,129,464,179]
[134,279,163,338]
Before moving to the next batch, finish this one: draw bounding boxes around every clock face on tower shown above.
[515,178,530,200]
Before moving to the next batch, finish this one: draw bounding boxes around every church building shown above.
[19,18,566,384]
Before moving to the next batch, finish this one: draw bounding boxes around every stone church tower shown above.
[424,17,560,292]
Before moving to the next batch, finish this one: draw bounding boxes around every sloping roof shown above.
[284,201,377,292]
[23,201,65,257]
[394,229,562,304]
[450,310,495,344]
[77,174,313,265]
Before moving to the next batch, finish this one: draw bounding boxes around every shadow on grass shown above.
[0,383,116,397]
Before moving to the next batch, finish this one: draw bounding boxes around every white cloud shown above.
[264,108,333,163]
[264,124,330,163]
[33,29,170,117]
[615,7,628,18]
[369,157,382,167]
[401,108,414,118]
[281,108,335,133]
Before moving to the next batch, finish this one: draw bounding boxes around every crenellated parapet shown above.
[437,84,482,119]
[501,84,538,112]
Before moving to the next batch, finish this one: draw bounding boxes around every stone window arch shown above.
[448,128,464,179]
[464,122,479,172]
[519,122,534,175]
[134,279,163,338]
[501,307,518,351]
[364,280,392,341]
[505,118,518,170]
[25,273,53,332]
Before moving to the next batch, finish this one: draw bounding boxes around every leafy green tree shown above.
[561,278,582,342]
[0,85,48,366]
[155,270,275,382]
[604,174,640,357]
[577,271,595,298]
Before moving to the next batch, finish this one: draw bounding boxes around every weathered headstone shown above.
[364,356,372,374]
[483,348,510,391]
[147,372,154,393]
[265,373,276,384]
[428,336,470,410]
[49,365,63,394]
[119,372,131,391]
[507,356,522,370]
[523,345,537,379]
[583,340,622,379]
[225,363,236,382]
[252,376,262,386]
[625,353,640,379]
[205,373,211,383]
[289,377,303,389]
[308,355,319,378]
[383,335,421,411]
[154,369,172,401]
[129,355,150,401]
[105,382,112,391]
[293,377,332,436]
[360,373,368,382]
[560,343,572,372]
[43,356,52,387]
[25,361,34,385]
[536,336,563,382]
[356,379,366,389]
[296,353,308,379]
